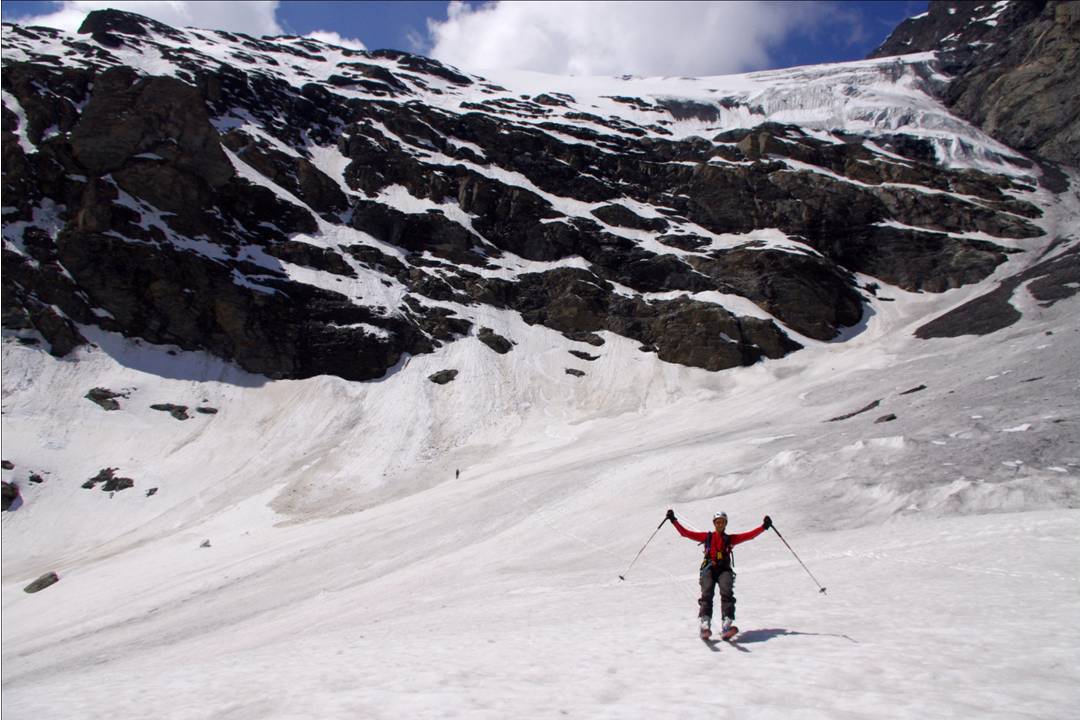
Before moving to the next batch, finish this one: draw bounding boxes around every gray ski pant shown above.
[698,562,735,621]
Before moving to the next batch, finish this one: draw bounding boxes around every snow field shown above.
[2,476,1076,720]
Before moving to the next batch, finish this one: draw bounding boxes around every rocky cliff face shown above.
[871,0,1079,167]
[0,9,1072,381]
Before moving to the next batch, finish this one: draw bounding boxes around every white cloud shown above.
[9,0,283,36]
[427,0,829,77]
[304,30,367,51]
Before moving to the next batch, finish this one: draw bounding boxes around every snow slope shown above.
[2,174,1078,718]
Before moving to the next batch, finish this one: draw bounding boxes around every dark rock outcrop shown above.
[151,403,190,420]
[477,327,513,354]
[86,387,125,410]
[2,481,19,510]
[221,129,348,218]
[428,369,459,384]
[69,68,234,233]
[591,204,669,232]
[915,246,1079,339]
[82,467,134,491]
[828,400,882,422]
[23,571,59,593]
[872,0,1079,166]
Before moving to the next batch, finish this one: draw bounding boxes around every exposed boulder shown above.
[86,387,126,410]
[151,403,190,420]
[429,369,459,384]
[563,332,606,347]
[104,476,135,492]
[2,481,19,510]
[478,327,513,354]
[828,400,882,422]
[82,467,135,492]
[23,572,59,594]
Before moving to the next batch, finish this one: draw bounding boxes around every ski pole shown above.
[618,515,670,581]
[771,525,827,594]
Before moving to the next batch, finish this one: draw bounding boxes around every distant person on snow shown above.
[666,509,771,639]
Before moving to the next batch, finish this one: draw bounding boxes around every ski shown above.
[721,625,739,641]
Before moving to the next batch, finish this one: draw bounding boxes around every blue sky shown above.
[1,1,928,76]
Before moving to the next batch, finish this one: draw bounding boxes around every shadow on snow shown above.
[736,627,859,644]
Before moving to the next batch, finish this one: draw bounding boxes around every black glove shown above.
[762,515,772,530]
[666,509,675,522]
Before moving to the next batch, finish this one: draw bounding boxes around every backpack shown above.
[701,531,734,568]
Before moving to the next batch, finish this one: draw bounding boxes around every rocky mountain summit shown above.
[1,8,1075,381]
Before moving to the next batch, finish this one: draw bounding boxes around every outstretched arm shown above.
[730,516,772,546]
[667,509,708,543]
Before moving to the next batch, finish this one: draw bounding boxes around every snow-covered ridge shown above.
[1,19,1028,178]
[477,54,1029,176]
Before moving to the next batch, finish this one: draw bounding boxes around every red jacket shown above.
[672,518,765,565]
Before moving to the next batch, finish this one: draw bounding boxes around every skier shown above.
[666,509,771,639]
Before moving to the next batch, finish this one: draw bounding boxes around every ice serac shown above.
[0,7,1069,381]
[871,0,1079,167]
